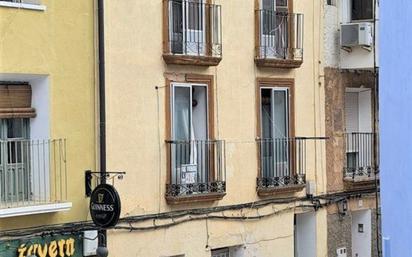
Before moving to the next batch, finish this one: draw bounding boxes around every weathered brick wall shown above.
[328,212,353,257]
[327,208,379,257]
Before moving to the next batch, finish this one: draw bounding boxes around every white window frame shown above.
[0,1,46,11]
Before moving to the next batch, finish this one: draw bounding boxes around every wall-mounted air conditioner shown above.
[341,22,373,47]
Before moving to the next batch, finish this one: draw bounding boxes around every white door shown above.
[184,0,206,55]
[295,212,317,257]
[352,210,372,257]
[260,0,289,58]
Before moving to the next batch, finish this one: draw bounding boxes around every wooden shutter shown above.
[0,84,36,118]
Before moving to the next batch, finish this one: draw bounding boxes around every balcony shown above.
[163,0,222,66]
[255,10,304,69]
[344,133,378,184]
[0,139,70,218]
[257,137,322,196]
[165,140,226,204]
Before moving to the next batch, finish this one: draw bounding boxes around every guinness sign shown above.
[90,184,121,228]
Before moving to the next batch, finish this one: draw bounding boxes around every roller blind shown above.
[0,84,36,118]
[345,92,359,133]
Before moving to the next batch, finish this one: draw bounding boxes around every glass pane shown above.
[171,0,184,53]
[192,86,207,140]
[273,90,289,176]
[188,0,201,30]
[7,119,24,139]
[173,87,191,140]
[273,90,288,138]
[352,0,373,20]
[261,89,273,139]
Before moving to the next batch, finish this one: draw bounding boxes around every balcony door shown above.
[0,118,30,204]
[169,0,206,55]
[171,83,208,186]
[345,89,373,174]
[260,87,290,179]
[260,0,289,58]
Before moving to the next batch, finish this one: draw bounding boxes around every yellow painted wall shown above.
[0,0,97,229]
[105,0,326,256]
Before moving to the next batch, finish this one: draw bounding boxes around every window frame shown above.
[165,74,215,189]
[256,78,295,140]
[0,0,46,11]
[350,0,374,22]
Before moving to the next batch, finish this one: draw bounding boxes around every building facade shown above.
[104,0,327,256]
[380,1,412,257]
[0,0,98,256]
[323,0,380,256]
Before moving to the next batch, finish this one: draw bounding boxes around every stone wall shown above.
[324,67,376,193]
[327,208,379,257]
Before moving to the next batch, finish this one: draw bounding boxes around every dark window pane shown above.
[352,0,373,20]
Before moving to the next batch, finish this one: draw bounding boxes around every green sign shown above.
[0,234,83,257]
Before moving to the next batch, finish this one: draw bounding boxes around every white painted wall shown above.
[352,210,372,257]
[295,212,317,257]
[324,3,340,68]
[324,0,379,69]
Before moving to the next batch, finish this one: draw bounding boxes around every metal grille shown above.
[256,10,304,60]
[167,0,222,57]
[166,140,226,197]
[0,139,67,208]
[344,132,377,179]
[257,137,326,189]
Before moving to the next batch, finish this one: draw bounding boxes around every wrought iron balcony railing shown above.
[0,139,67,209]
[344,132,377,181]
[257,137,324,193]
[255,10,304,66]
[165,140,226,201]
[164,0,222,64]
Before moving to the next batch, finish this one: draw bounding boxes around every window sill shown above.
[0,202,72,218]
[257,184,305,197]
[0,1,46,11]
[166,192,226,205]
[255,57,303,69]
[163,54,222,66]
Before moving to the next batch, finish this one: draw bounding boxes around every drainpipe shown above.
[372,0,381,256]
[97,0,107,251]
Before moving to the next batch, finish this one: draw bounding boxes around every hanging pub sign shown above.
[0,234,82,257]
[89,184,121,228]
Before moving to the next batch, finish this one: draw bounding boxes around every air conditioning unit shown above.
[341,22,373,47]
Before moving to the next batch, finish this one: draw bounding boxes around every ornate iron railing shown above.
[0,139,67,208]
[344,132,377,180]
[165,0,222,57]
[166,140,226,197]
[257,137,325,190]
[256,10,304,60]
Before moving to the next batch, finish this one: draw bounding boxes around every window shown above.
[211,248,230,257]
[168,0,207,55]
[351,0,373,20]
[327,0,336,6]
[170,83,209,186]
[260,0,290,59]
[0,118,30,203]
[166,76,225,201]
[259,86,291,179]
[344,89,374,177]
